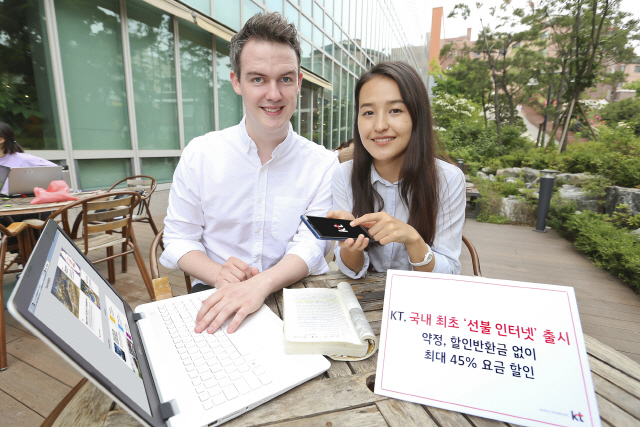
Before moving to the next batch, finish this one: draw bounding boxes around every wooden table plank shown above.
[267,405,388,427]
[50,380,112,427]
[585,335,640,383]
[596,394,640,427]
[376,399,438,427]
[592,373,640,419]
[224,371,384,427]
[0,389,44,426]
[426,405,476,427]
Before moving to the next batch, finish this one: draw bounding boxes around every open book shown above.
[283,282,378,361]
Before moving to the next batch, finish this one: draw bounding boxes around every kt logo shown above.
[571,411,584,422]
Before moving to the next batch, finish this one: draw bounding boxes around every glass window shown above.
[216,0,241,31]
[299,81,312,140]
[243,0,263,25]
[342,0,349,34]
[312,87,321,143]
[635,66,640,73]
[332,62,340,147]
[324,39,332,56]
[349,0,356,38]
[266,0,283,12]
[313,1,322,26]
[322,88,331,148]
[216,37,243,130]
[324,14,333,35]
[313,25,323,46]
[179,21,215,144]
[56,0,130,150]
[1,0,61,150]
[301,15,312,39]
[334,0,342,25]
[313,47,322,76]
[325,0,333,16]
[290,101,299,133]
[301,0,312,16]
[128,0,180,150]
[141,157,179,183]
[301,39,312,70]
[334,24,341,42]
[324,55,333,81]
[181,0,210,14]
[77,158,131,191]
[285,1,299,27]
[340,68,347,141]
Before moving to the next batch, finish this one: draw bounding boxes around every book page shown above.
[337,282,375,343]
[284,288,360,343]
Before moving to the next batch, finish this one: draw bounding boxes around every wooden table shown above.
[0,191,105,218]
[44,272,640,427]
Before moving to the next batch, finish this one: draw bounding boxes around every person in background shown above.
[0,121,57,195]
[328,62,466,278]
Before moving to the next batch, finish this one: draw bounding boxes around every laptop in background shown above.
[0,165,10,193]
[8,221,330,427]
[7,166,63,196]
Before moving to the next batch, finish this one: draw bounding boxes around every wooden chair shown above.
[462,234,482,276]
[0,222,30,371]
[27,192,155,300]
[106,176,161,273]
[149,228,192,300]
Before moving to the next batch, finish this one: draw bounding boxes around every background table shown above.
[44,272,640,427]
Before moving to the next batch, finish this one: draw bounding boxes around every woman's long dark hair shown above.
[351,62,446,246]
[0,122,24,155]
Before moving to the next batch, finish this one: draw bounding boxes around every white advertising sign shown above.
[375,270,600,427]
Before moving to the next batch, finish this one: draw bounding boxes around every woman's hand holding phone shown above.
[327,210,370,252]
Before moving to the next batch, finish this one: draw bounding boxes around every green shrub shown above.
[565,212,640,291]
[609,204,640,230]
[599,97,640,135]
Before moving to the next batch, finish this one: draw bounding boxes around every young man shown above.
[160,13,338,335]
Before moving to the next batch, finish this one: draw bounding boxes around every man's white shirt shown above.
[160,117,339,280]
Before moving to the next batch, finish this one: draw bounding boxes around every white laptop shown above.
[6,165,63,196]
[8,221,330,427]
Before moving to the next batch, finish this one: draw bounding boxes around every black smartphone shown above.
[301,215,375,241]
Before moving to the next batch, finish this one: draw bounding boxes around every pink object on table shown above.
[30,180,79,204]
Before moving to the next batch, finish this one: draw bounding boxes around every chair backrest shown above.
[44,191,142,254]
[150,228,192,292]
[107,175,157,202]
[462,234,482,276]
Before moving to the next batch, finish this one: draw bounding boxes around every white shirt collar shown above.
[370,165,398,187]
[238,116,294,159]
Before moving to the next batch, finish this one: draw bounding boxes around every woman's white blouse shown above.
[332,159,466,278]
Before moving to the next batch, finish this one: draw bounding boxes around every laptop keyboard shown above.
[158,294,272,411]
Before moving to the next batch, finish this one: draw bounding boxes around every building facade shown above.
[0,0,426,191]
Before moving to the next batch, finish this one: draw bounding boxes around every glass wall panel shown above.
[301,15,312,39]
[301,0,312,15]
[1,0,61,150]
[266,0,283,12]
[347,74,354,137]
[56,0,130,150]
[243,0,263,24]
[179,21,214,144]
[299,81,311,140]
[324,14,332,35]
[340,68,347,141]
[313,25,323,47]
[312,48,322,76]
[323,55,332,80]
[290,104,298,133]
[77,158,131,190]
[313,2,322,26]
[312,87,320,143]
[334,0,341,25]
[216,37,243,130]
[321,88,331,148]
[181,0,210,14]
[342,0,349,34]
[301,39,312,70]
[141,157,179,183]
[216,0,241,31]
[332,62,339,145]
[285,1,298,26]
[325,0,333,16]
[128,0,179,150]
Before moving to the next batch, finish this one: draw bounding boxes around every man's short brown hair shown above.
[229,12,301,79]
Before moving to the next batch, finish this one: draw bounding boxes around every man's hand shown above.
[215,256,259,288]
[194,279,270,334]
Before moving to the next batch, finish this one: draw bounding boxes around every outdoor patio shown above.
[1,218,639,425]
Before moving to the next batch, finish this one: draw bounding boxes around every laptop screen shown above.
[10,222,161,424]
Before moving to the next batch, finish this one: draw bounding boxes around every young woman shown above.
[0,122,57,195]
[328,62,466,278]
